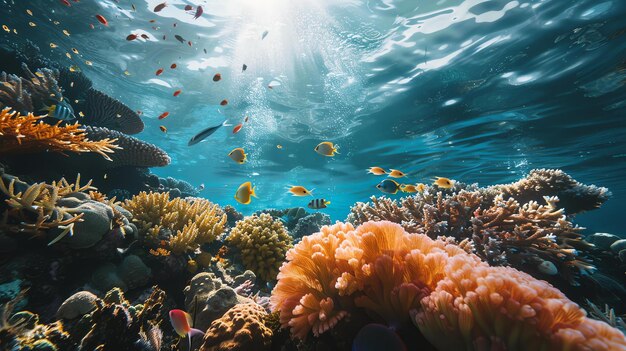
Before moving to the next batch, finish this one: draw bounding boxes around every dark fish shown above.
[308,199,330,210]
[194,5,203,19]
[261,30,269,40]
[203,48,207,54]
[188,121,226,146]
[154,2,166,12]
[213,73,221,82]
[242,64,247,72]
[184,5,193,11]
[141,34,149,39]
[175,34,185,43]
[126,34,137,41]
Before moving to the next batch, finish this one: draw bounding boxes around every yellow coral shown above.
[227,214,292,282]
[0,108,120,160]
[122,192,226,255]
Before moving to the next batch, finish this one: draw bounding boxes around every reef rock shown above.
[587,232,621,250]
[56,291,97,319]
[57,199,115,249]
[90,255,151,292]
[199,303,272,351]
[610,239,626,253]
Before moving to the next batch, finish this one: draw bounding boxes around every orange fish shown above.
[154,2,166,12]
[187,41,192,47]
[173,89,181,97]
[232,124,242,134]
[169,309,204,351]
[220,99,228,106]
[95,14,108,26]
[170,63,177,69]
[126,34,137,41]
[149,19,156,23]
[61,0,71,6]
[213,73,221,82]
[432,177,454,189]
[155,68,164,76]
[159,125,167,133]
[158,111,169,120]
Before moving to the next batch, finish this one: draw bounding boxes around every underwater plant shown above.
[270,221,626,350]
[122,191,226,254]
[227,213,293,282]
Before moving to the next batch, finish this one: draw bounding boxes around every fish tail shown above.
[251,186,258,198]
[309,188,315,196]
[333,145,340,154]
[325,200,331,205]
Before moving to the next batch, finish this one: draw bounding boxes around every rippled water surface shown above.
[2,0,625,232]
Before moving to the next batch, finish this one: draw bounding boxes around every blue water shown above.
[1,0,625,234]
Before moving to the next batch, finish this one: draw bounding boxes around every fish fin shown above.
[325,201,331,205]
[333,145,340,154]
[251,186,258,198]
[189,328,204,338]
[309,189,315,196]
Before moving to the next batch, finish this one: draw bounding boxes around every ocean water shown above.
[1,0,625,234]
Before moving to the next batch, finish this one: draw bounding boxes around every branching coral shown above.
[0,64,61,113]
[122,192,226,255]
[0,108,120,159]
[270,221,626,351]
[227,214,293,282]
[199,303,273,351]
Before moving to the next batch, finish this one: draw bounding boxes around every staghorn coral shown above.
[485,168,611,214]
[270,221,626,351]
[122,192,226,255]
[199,303,273,351]
[84,126,170,168]
[83,88,144,135]
[227,214,293,282]
[0,108,120,159]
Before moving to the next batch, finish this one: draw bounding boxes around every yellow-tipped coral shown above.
[270,221,626,350]
[0,108,120,160]
[122,192,226,255]
[227,213,293,282]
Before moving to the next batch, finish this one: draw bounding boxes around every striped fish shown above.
[307,198,331,210]
[42,100,76,120]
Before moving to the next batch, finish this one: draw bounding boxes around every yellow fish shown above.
[26,9,33,16]
[124,70,131,76]
[2,25,10,33]
[400,184,418,193]
[367,166,386,175]
[387,169,406,178]
[72,48,79,54]
[416,183,426,193]
[79,111,85,117]
[433,177,454,189]
[66,52,72,59]
[12,29,17,34]
[314,141,339,157]
[85,60,93,66]
[29,22,36,27]
[35,71,45,78]
[50,43,58,49]
[69,65,80,72]
[287,185,313,197]
[235,181,257,204]
[228,148,247,164]
[276,144,282,149]
[63,29,70,36]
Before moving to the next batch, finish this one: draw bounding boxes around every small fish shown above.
[158,111,169,120]
[184,5,193,11]
[126,34,137,41]
[235,182,257,204]
[232,123,242,134]
[244,116,249,123]
[104,174,108,179]
[242,64,247,72]
[63,29,71,36]
[288,186,314,197]
[276,144,282,149]
[376,179,400,194]
[2,25,9,33]
[35,72,45,78]
[85,60,93,66]
[220,99,228,106]
[66,52,72,59]
[159,125,167,133]
[69,65,80,72]
[41,100,76,121]
[169,310,205,351]
[124,70,131,76]
[72,48,79,54]
[261,30,269,40]
[314,141,339,157]
[432,177,454,189]
[50,42,58,48]
[367,167,386,175]
[187,41,192,47]
[170,63,177,69]
[416,183,426,193]
[188,121,226,146]
[150,19,156,23]
[203,48,207,54]
[388,169,406,178]
[29,22,37,27]
[156,68,164,76]
[400,184,418,193]
[141,34,149,39]
[163,35,166,40]
[131,4,136,11]
[61,0,71,7]
[194,6,203,19]
[137,110,142,115]
[175,35,185,43]
[26,9,33,16]
[173,89,181,97]
[308,198,330,210]
[89,23,95,29]
[213,73,221,82]
[95,15,108,26]
[228,148,247,164]
[197,183,205,191]
[154,2,167,12]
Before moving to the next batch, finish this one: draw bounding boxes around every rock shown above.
[199,303,272,351]
[57,291,97,319]
[619,250,626,263]
[587,233,621,250]
[56,199,115,249]
[610,239,626,253]
[117,255,151,290]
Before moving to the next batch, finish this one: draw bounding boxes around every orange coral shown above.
[0,108,119,160]
[270,221,626,350]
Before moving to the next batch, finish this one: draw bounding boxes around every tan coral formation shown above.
[199,303,273,351]
[122,192,226,254]
[270,221,626,351]
[227,213,293,282]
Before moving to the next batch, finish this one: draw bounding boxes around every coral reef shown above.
[90,255,152,292]
[83,88,144,135]
[156,176,199,198]
[0,64,62,114]
[270,221,626,351]
[199,303,273,351]
[0,108,120,160]
[122,192,226,255]
[227,214,293,282]
[292,212,331,240]
[56,291,97,320]
[84,126,170,168]
[223,205,243,228]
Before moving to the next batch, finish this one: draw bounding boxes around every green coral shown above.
[227,214,293,282]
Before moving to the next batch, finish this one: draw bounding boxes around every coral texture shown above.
[0,64,61,114]
[84,126,170,168]
[270,221,626,351]
[227,214,293,282]
[122,192,226,255]
[56,291,97,319]
[199,303,273,351]
[0,108,120,159]
[83,88,144,135]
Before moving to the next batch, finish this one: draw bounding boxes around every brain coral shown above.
[199,303,273,351]
[227,214,293,282]
[270,221,626,350]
